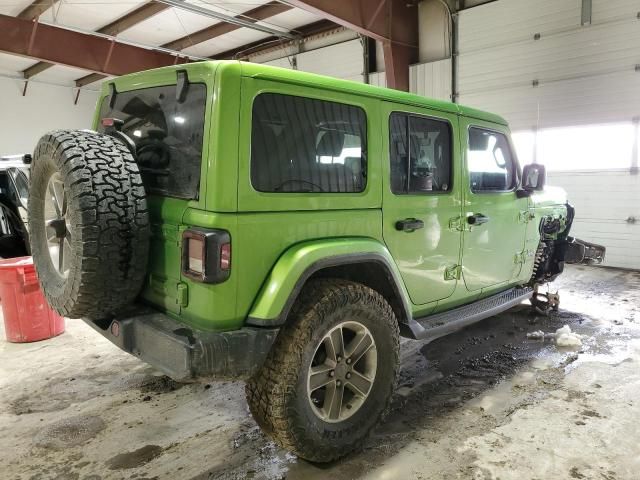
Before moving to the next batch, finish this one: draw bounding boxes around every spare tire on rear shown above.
[29,130,149,319]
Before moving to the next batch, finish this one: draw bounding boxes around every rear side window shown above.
[467,127,516,192]
[98,83,206,199]
[251,93,367,193]
[389,113,452,194]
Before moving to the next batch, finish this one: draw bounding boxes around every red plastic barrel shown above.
[0,256,65,343]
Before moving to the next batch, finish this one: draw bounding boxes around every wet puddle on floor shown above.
[106,444,164,470]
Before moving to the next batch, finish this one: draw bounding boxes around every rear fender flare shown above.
[246,238,412,327]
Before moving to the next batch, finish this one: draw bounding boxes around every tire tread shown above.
[246,279,399,462]
[30,129,149,319]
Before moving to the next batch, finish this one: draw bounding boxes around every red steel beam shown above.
[281,0,418,91]
[0,13,186,77]
[23,1,169,79]
[212,19,337,60]
[282,0,417,45]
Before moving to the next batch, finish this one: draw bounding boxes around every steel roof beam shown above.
[75,1,297,87]
[278,0,418,90]
[22,1,170,79]
[17,0,60,20]
[162,1,293,51]
[156,0,298,40]
[211,19,337,60]
[99,1,169,36]
[0,14,187,77]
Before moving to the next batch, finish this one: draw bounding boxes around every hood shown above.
[530,185,568,208]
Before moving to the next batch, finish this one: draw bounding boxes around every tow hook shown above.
[531,285,560,315]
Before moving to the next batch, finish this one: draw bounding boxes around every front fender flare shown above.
[246,237,412,327]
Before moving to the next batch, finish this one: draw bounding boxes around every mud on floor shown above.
[1,265,639,480]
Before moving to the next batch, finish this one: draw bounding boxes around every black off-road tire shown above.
[29,130,149,319]
[246,279,400,462]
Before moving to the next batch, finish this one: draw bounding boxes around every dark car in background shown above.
[0,155,30,258]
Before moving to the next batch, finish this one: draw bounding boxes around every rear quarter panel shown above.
[181,66,387,330]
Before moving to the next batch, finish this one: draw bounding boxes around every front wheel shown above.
[246,279,399,462]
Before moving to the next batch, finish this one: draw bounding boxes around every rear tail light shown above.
[187,237,205,274]
[101,117,124,129]
[220,243,231,271]
[182,228,231,283]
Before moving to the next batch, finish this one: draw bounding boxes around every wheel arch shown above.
[246,238,413,329]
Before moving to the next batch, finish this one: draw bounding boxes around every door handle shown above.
[467,213,490,225]
[396,218,424,232]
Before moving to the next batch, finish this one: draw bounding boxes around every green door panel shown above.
[461,194,529,291]
[247,236,410,322]
[381,104,464,305]
[459,118,529,292]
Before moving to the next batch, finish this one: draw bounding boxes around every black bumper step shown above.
[401,287,534,341]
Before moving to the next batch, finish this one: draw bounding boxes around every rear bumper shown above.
[84,308,279,382]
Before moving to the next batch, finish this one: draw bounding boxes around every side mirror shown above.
[522,163,546,191]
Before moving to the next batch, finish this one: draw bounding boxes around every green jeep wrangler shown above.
[28,61,604,462]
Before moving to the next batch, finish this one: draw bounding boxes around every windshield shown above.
[98,83,207,200]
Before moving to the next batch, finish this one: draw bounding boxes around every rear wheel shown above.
[246,279,399,462]
[29,130,149,319]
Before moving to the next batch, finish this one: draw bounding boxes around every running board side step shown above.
[400,287,534,342]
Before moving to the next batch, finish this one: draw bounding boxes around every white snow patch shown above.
[555,325,583,347]
[527,330,545,340]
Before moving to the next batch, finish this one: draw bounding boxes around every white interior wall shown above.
[296,39,364,83]
[251,31,363,83]
[547,170,640,270]
[0,77,99,156]
[368,71,387,88]
[409,59,452,101]
[368,59,452,102]
[457,0,640,131]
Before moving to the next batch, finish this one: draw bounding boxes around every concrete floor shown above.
[1,265,640,480]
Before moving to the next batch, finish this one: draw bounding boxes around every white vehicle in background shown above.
[0,154,31,258]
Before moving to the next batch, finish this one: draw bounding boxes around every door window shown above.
[467,128,516,192]
[251,93,367,193]
[389,113,452,194]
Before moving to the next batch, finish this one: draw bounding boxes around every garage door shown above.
[457,0,640,130]
[457,0,640,270]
